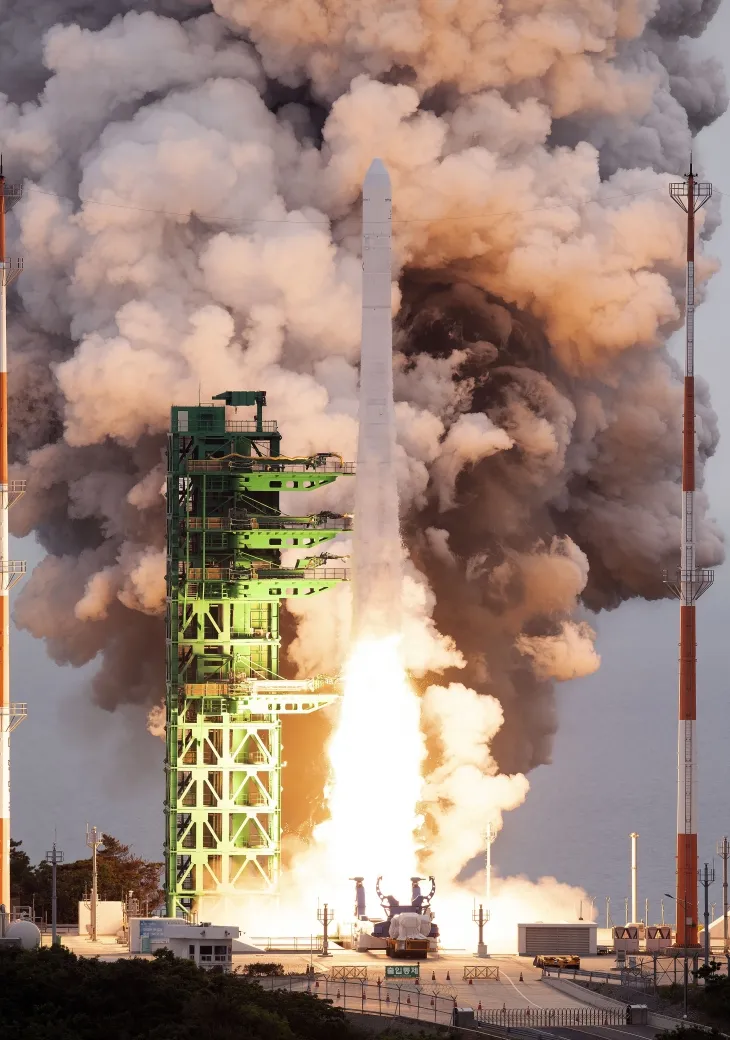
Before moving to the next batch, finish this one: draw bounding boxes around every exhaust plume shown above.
[1,0,725,888]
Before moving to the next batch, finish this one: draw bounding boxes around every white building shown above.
[128,918,239,970]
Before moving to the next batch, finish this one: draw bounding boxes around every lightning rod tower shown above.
[0,161,26,911]
[666,161,713,948]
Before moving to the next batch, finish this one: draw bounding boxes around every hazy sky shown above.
[9,5,730,927]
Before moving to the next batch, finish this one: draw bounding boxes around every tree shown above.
[9,840,36,909]
[9,834,163,923]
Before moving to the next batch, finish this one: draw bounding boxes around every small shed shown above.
[518,922,597,956]
[128,918,239,970]
[167,924,239,971]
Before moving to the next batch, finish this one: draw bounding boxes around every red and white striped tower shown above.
[0,162,25,911]
[667,162,713,948]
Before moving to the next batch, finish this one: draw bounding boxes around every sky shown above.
[8,4,730,928]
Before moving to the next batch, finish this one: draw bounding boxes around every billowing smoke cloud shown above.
[1,0,726,881]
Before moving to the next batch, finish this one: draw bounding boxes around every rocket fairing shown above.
[351,159,402,641]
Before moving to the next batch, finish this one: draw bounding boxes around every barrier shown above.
[463,965,500,980]
[329,966,368,981]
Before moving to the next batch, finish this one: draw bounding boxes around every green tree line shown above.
[10,834,163,924]
[0,946,440,1040]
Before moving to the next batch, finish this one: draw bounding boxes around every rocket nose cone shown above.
[364,158,391,187]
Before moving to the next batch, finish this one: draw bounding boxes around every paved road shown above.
[542,1027,658,1040]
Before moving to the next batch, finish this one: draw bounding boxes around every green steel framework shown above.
[165,390,353,917]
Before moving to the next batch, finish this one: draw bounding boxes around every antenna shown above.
[665,162,713,948]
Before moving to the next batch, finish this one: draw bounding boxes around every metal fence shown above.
[248,937,323,952]
[254,974,458,1026]
[476,1007,627,1027]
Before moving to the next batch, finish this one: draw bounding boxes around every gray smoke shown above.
[1,0,725,795]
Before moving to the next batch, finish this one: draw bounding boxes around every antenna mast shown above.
[0,164,25,912]
[666,160,713,948]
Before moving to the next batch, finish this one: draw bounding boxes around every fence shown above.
[255,974,458,1026]
[248,936,323,952]
[476,1007,627,1028]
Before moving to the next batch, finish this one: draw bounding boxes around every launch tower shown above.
[165,390,352,917]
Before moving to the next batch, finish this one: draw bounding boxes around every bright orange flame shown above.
[314,635,425,905]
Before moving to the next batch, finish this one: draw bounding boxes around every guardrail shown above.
[476,1007,627,1027]
[541,965,653,990]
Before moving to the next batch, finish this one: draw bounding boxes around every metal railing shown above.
[191,421,279,434]
[254,974,459,1026]
[476,1008,627,1027]
[183,567,349,583]
[226,421,278,433]
[248,937,325,952]
[179,676,338,698]
[186,459,355,475]
[186,516,351,532]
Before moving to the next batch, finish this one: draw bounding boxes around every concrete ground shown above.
[48,938,673,1035]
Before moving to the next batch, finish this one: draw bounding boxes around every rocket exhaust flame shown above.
[317,637,424,888]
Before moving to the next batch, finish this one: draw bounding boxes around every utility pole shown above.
[0,161,26,912]
[631,833,639,924]
[44,841,64,946]
[699,863,715,966]
[606,896,611,929]
[86,826,103,942]
[317,903,334,957]
[625,897,629,926]
[717,837,729,952]
[667,163,713,948]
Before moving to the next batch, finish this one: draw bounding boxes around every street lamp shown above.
[665,893,691,1018]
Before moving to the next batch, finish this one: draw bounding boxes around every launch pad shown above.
[164,390,353,916]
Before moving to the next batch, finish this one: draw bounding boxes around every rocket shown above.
[351,159,402,642]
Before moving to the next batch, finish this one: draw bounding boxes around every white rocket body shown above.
[351,159,402,641]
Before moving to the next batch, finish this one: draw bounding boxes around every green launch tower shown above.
[165,390,352,917]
